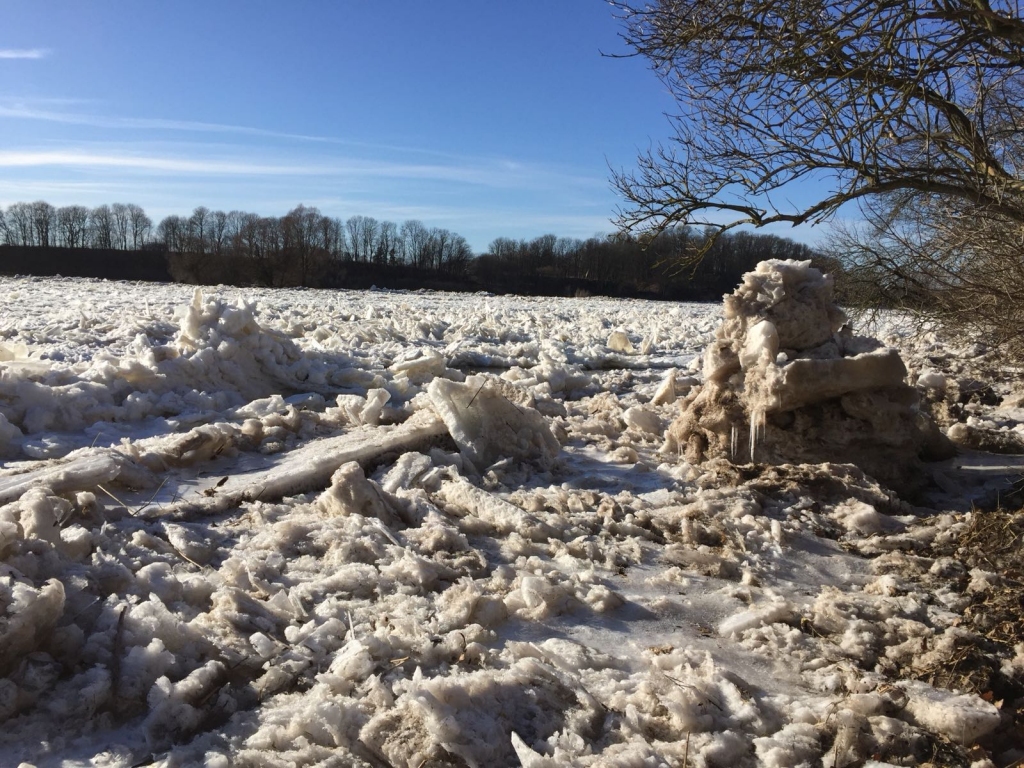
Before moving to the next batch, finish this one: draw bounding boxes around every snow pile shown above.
[665,259,953,493]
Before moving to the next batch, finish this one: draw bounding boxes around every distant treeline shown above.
[0,200,829,299]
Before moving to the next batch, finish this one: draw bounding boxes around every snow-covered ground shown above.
[0,275,1021,767]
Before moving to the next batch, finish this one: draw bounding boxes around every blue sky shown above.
[0,2,821,252]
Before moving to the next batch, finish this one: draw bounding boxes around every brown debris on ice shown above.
[665,259,953,494]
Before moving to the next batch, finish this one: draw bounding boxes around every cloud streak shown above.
[0,104,345,144]
[0,48,50,60]
[0,101,606,190]
[0,101,492,163]
[0,148,489,183]
[0,148,605,191]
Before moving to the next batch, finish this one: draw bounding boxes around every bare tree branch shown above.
[610,0,1024,254]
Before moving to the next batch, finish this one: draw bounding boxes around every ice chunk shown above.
[623,406,663,435]
[216,410,446,507]
[752,723,821,767]
[607,330,635,353]
[666,259,953,493]
[136,562,183,603]
[0,452,121,505]
[391,349,446,383]
[144,660,226,750]
[0,413,23,457]
[163,523,217,565]
[381,451,435,494]
[739,319,779,369]
[719,600,796,637]
[360,657,583,767]
[318,638,374,695]
[652,368,678,406]
[917,371,947,390]
[18,488,63,545]
[899,680,1000,744]
[0,342,29,362]
[0,578,65,675]
[427,375,560,469]
[763,349,908,413]
[831,500,900,536]
[317,461,399,527]
[436,476,560,542]
[360,387,391,426]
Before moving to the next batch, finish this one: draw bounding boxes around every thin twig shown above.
[465,381,487,408]
[133,477,168,516]
[97,484,136,516]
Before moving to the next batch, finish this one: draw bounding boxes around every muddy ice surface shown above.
[0,272,1022,767]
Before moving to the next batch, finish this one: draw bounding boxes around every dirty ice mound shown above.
[665,259,953,493]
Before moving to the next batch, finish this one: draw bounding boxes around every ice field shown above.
[0,270,1021,767]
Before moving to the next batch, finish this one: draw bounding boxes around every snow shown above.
[0,272,1020,766]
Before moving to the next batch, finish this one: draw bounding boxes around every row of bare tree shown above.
[0,201,474,286]
[156,204,473,285]
[480,227,823,299]
[0,201,152,250]
[1,199,822,298]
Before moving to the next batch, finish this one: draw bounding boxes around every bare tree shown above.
[401,219,431,268]
[830,193,1024,358]
[126,204,152,249]
[89,205,114,249]
[6,202,35,246]
[111,203,131,250]
[255,216,283,285]
[157,215,186,252]
[224,210,245,253]
[281,204,328,285]
[555,237,585,279]
[30,201,55,248]
[611,0,1024,249]
[56,205,90,248]
[436,229,472,276]
[318,215,345,261]
[209,209,233,258]
[346,215,379,263]
[376,220,400,265]
[0,207,8,245]
[186,206,210,254]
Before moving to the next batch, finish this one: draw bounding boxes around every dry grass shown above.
[919,508,1024,761]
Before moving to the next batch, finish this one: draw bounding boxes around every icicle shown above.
[749,408,764,463]
[731,425,738,460]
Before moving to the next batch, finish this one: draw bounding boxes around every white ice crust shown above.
[0,275,1014,767]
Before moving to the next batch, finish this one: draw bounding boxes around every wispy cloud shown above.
[0,48,50,60]
[0,148,605,191]
[0,100,593,178]
[0,101,475,162]
[0,148,484,183]
[0,149,332,175]
[0,103,344,144]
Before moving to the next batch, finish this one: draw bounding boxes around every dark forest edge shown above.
[0,201,831,301]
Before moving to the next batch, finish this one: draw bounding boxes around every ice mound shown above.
[0,289,378,453]
[665,260,953,493]
[171,287,374,399]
